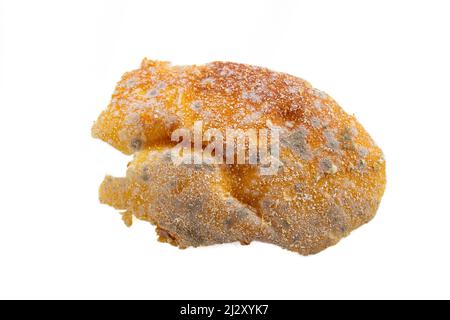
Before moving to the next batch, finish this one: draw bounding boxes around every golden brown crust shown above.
[93,59,386,255]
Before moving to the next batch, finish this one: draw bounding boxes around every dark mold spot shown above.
[281,127,312,161]
[130,138,143,150]
[141,167,150,181]
[319,158,337,174]
[236,208,250,219]
[224,217,235,229]
[324,130,340,151]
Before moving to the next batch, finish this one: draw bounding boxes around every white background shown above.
[0,0,449,300]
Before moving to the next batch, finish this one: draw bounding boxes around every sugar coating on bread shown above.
[93,59,386,255]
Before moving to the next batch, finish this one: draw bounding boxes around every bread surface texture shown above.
[93,59,386,255]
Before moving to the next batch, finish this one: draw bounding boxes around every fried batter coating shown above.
[93,59,386,255]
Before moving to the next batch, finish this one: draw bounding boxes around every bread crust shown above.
[93,59,386,255]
